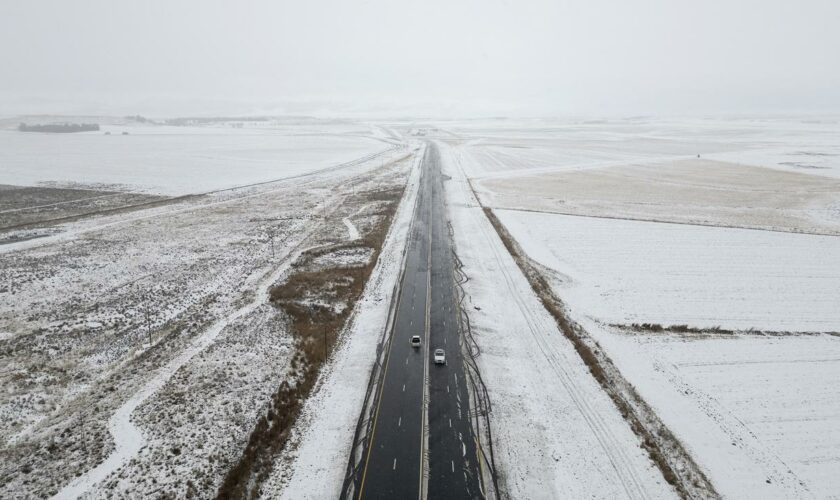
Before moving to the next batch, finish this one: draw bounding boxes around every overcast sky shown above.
[1,0,838,117]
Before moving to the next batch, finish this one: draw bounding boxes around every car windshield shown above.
[435,350,444,355]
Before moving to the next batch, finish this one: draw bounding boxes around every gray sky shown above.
[1,0,838,117]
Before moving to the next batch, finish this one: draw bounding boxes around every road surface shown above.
[356,143,483,499]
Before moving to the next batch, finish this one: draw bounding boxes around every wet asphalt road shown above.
[357,143,483,499]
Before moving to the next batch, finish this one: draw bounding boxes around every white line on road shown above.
[451,460,455,473]
[449,418,452,428]
[402,384,405,392]
[393,458,397,470]
[398,416,402,427]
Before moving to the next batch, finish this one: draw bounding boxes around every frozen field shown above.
[496,210,840,332]
[479,159,840,235]
[442,117,840,498]
[0,126,414,498]
[437,140,677,499]
[588,327,840,499]
[0,121,389,195]
[448,116,840,234]
[445,116,840,180]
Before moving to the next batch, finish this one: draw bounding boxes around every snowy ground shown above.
[446,116,840,235]
[479,159,840,235]
[437,140,677,499]
[0,121,412,498]
[585,327,840,499]
[0,119,391,195]
[496,211,840,332]
[440,116,840,498]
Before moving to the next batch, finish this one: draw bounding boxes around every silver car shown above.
[433,348,446,365]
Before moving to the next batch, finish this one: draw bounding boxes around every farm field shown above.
[586,328,840,499]
[0,117,415,498]
[440,116,840,498]
[496,210,840,332]
[0,119,392,195]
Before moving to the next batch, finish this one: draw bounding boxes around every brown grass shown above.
[215,187,402,500]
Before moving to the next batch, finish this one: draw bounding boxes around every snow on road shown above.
[439,141,676,499]
[496,210,840,332]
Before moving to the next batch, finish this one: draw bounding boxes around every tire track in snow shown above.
[343,217,360,240]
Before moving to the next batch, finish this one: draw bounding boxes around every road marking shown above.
[398,416,402,427]
[402,384,405,392]
[405,357,409,365]
[449,418,452,428]
[451,460,455,473]
[393,458,397,470]
[447,385,450,393]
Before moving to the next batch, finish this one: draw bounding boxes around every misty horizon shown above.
[2,0,839,118]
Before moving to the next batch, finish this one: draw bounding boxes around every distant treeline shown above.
[18,123,100,133]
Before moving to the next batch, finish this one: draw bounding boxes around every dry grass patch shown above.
[216,187,403,499]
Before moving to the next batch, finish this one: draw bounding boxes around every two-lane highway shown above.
[355,143,483,499]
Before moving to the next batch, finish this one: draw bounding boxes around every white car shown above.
[410,335,421,348]
[433,349,446,365]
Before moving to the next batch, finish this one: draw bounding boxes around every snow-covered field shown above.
[440,116,840,498]
[453,116,840,234]
[0,120,390,195]
[479,159,840,235]
[0,118,413,498]
[438,140,677,499]
[588,328,840,499]
[496,211,840,332]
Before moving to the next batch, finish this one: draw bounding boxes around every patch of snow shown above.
[343,217,360,240]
